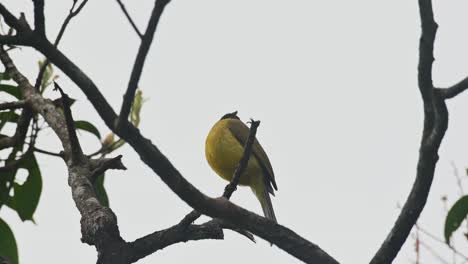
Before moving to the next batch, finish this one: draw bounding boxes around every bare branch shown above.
[0,107,32,150]
[437,76,468,99]
[0,35,30,45]
[127,221,224,263]
[118,0,171,127]
[32,0,45,36]
[208,218,256,242]
[33,146,64,158]
[34,0,89,90]
[0,4,31,32]
[0,100,26,110]
[224,119,260,199]
[127,217,257,263]
[89,155,127,181]
[370,1,448,263]
[53,82,84,164]
[55,0,89,46]
[114,0,143,39]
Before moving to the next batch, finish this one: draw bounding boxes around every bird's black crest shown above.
[220,111,240,120]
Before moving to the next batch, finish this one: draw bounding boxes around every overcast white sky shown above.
[1,0,468,263]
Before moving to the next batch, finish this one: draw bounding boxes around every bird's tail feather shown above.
[261,188,277,223]
[252,182,277,223]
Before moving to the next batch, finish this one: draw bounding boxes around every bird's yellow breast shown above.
[205,119,261,186]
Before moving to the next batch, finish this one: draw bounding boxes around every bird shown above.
[205,111,278,222]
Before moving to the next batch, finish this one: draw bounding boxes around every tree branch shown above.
[89,155,127,182]
[126,221,224,263]
[53,81,84,164]
[370,1,447,263]
[118,0,171,127]
[0,100,26,110]
[127,217,258,263]
[0,107,32,150]
[32,0,45,36]
[0,35,30,46]
[34,0,89,90]
[436,76,468,99]
[33,146,63,158]
[114,0,143,39]
[0,4,31,32]
[224,119,260,199]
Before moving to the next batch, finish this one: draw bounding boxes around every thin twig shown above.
[114,0,143,39]
[223,119,260,199]
[411,233,451,264]
[53,82,83,164]
[33,146,63,158]
[34,0,89,90]
[0,100,26,110]
[450,161,465,196]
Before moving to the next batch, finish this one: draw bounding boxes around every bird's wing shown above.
[227,120,278,194]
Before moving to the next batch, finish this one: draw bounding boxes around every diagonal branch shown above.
[114,0,143,39]
[126,221,224,263]
[118,0,171,127]
[0,4,31,32]
[437,76,468,99]
[127,218,257,263]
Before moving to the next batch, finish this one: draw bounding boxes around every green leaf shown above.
[0,111,19,131]
[37,60,57,93]
[0,84,21,99]
[6,154,43,222]
[0,72,11,81]
[94,174,109,207]
[75,120,101,140]
[0,218,18,264]
[444,195,468,244]
[130,90,144,127]
[0,112,19,122]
